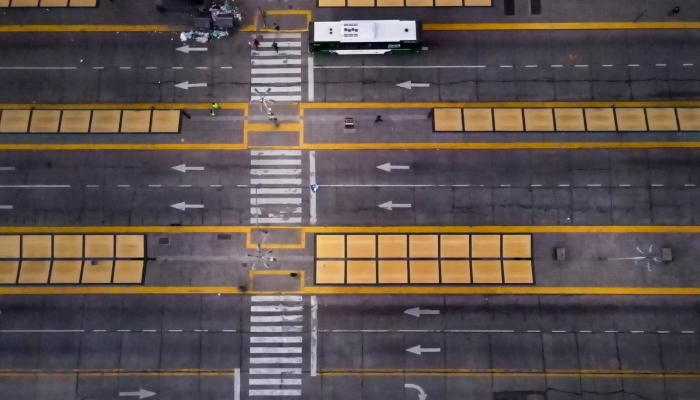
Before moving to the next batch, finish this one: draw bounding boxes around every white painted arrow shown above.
[176,45,208,53]
[404,383,428,400]
[377,163,410,172]
[0,167,15,171]
[172,164,205,173]
[406,345,441,355]
[119,389,156,399]
[0,205,13,210]
[397,81,430,89]
[404,307,440,318]
[174,81,207,90]
[378,201,411,211]
[171,202,204,211]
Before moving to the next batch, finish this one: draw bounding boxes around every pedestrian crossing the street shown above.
[250,150,304,225]
[247,295,307,397]
[251,33,303,102]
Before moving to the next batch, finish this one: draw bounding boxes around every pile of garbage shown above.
[180,29,229,43]
[209,2,242,22]
[180,0,242,43]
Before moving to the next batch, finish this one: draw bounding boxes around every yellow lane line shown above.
[0,370,233,377]
[247,122,301,132]
[0,25,181,33]
[299,101,700,109]
[298,142,700,151]
[320,369,700,379]
[1,286,699,296]
[0,144,247,151]
[423,22,700,31]
[0,103,247,110]
[4,225,700,234]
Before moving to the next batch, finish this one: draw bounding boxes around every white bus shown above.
[309,20,422,55]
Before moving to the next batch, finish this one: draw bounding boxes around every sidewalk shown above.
[1,0,699,28]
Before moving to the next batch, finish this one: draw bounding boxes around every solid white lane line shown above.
[251,159,302,166]
[251,337,303,343]
[308,55,315,102]
[250,357,303,364]
[252,68,302,74]
[251,295,302,302]
[251,326,303,333]
[251,95,302,102]
[251,179,303,185]
[250,347,302,354]
[249,368,301,375]
[251,86,302,93]
[253,50,303,56]
[234,368,241,400]
[252,150,302,156]
[251,169,302,176]
[309,151,317,225]
[251,315,303,323]
[260,33,302,39]
[249,389,302,396]
[250,188,302,194]
[249,378,302,385]
[311,295,318,377]
[252,217,303,224]
[252,77,302,84]
[251,198,302,205]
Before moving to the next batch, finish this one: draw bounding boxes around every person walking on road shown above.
[210,102,220,116]
[374,115,383,122]
[272,42,279,53]
[253,38,260,50]
[668,6,680,16]
[273,23,280,32]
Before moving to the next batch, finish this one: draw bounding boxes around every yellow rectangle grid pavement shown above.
[315,233,533,285]
[433,106,699,133]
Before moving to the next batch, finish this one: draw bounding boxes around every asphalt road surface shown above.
[0,294,698,399]
[2,148,700,226]
[1,30,699,103]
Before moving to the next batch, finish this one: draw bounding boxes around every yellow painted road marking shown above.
[0,103,247,110]
[0,25,180,32]
[0,369,234,376]
[300,101,700,109]
[320,369,700,379]
[247,122,301,132]
[423,22,700,31]
[1,286,699,296]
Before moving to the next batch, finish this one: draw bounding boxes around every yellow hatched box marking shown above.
[409,260,440,283]
[54,235,83,258]
[113,260,145,284]
[676,108,700,131]
[0,110,30,133]
[440,234,469,258]
[121,110,151,133]
[615,108,647,131]
[435,0,462,5]
[472,260,502,283]
[85,235,114,258]
[378,260,408,283]
[646,108,678,131]
[409,235,438,258]
[29,110,61,133]
[503,260,534,284]
[50,260,82,283]
[471,235,501,258]
[434,108,463,131]
[346,260,377,284]
[464,0,491,4]
[524,108,554,131]
[463,108,493,132]
[585,108,616,131]
[554,108,585,131]
[0,235,20,258]
[316,260,345,283]
[440,260,471,283]
[0,261,19,284]
[346,235,376,258]
[81,260,114,283]
[316,235,345,258]
[59,110,91,133]
[378,234,407,258]
[22,235,51,258]
[493,108,523,131]
[502,234,531,258]
[0,0,10,5]
[90,110,121,133]
[18,260,51,283]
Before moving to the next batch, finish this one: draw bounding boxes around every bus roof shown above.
[312,20,418,43]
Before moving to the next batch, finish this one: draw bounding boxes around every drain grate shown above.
[530,0,541,14]
[504,0,514,15]
[158,237,170,245]
[217,234,232,240]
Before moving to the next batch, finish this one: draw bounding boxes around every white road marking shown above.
[251,315,303,323]
[221,66,233,69]
[250,357,303,364]
[315,65,485,69]
[251,326,303,333]
[251,94,302,102]
[251,159,302,166]
[146,67,157,69]
[249,389,302,396]
[234,368,241,400]
[685,184,696,187]
[575,64,589,67]
[655,64,667,67]
[619,184,630,187]
[196,66,209,69]
[251,295,303,302]
[586,184,602,187]
[311,295,318,377]
[249,379,302,385]
[628,64,640,67]
[251,305,304,312]
[251,337,303,343]
[117,185,130,188]
[251,198,302,205]
[93,67,104,69]
[309,151,317,225]
[651,183,664,187]
[500,65,513,68]
[252,68,302,74]
[253,50,302,56]
[172,67,183,69]
[251,207,302,215]
[0,185,70,188]
[258,41,302,48]
[86,185,100,188]
[261,33,302,39]
[0,66,77,70]
[120,67,131,70]
[683,63,694,66]
[252,59,303,66]
[602,64,613,67]
[250,188,302,194]
[251,169,302,176]
[249,368,301,375]
[251,77,302,84]
[251,150,302,156]
[551,64,563,68]
[308,55,315,102]
[253,217,302,224]
[251,86,302,93]
[250,347,303,354]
